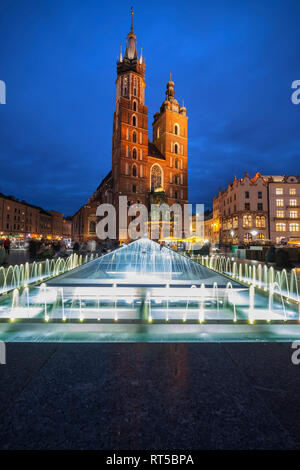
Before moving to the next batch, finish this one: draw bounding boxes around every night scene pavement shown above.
[0,342,299,450]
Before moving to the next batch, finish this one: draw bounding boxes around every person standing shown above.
[3,238,10,256]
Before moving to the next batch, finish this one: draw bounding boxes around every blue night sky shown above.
[0,0,299,216]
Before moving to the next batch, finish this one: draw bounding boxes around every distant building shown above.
[268,175,300,244]
[211,173,300,245]
[72,10,188,242]
[0,193,71,240]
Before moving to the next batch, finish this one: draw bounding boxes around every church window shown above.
[132,148,137,160]
[151,165,163,191]
[174,124,179,135]
[174,143,178,154]
[89,221,96,234]
[133,131,137,143]
[132,115,137,127]
[133,101,137,111]
[132,164,137,177]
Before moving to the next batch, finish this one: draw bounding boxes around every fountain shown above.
[0,238,299,342]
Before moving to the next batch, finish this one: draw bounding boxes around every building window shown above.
[276,188,283,195]
[132,148,137,160]
[243,215,252,228]
[258,191,262,199]
[133,131,137,143]
[276,223,286,232]
[276,199,284,207]
[133,101,137,111]
[233,216,238,228]
[257,203,263,211]
[175,190,178,199]
[289,210,298,218]
[151,164,163,191]
[175,158,179,169]
[132,115,137,127]
[289,223,299,232]
[132,184,137,193]
[174,143,178,154]
[256,216,265,228]
[290,188,296,195]
[276,210,284,218]
[244,233,252,243]
[89,221,96,234]
[245,203,250,210]
[174,124,179,135]
[132,164,137,177]
[289,199,297,206]
[245,191,249,198]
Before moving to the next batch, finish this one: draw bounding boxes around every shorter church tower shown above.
[152,76,188,208]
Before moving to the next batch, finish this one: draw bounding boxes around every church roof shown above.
[148,142,165,160]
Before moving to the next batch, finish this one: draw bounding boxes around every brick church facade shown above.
[72,11,188,242]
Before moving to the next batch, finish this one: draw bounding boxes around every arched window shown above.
[89,221,96,234]
[132,148,137,160]
[133,131,137,143]
[244,233,253,243]
[174,124,179,135]
[175,158,179,169]
[243,215,252,228]
[132,164,137,177]
[151,164,163,191]
[133,101,137,111]
[132,115,137,127]
[174,143,178,154]
[123,76,128,97]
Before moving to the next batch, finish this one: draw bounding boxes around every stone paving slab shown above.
[0,343,298,450]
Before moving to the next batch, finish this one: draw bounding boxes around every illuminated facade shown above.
[0,193,71,240]
[211,173,300,245]
[72,10,188,242]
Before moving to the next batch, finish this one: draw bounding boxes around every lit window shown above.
[243,215,252,228]
[233,216,238,228]
[289,199,297,206]
[290,188,296,195]
[276,188,283,195]
[289,210,298,218]
[276,199,284,207]
[256,216,265,228]
[276,210,284,218]
[276,223,286,232]
[289,223,299,232]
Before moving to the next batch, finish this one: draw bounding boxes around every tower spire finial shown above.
[170,72,172,81]
[131,6,134,31]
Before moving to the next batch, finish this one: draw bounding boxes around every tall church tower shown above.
[112,9,149,236]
